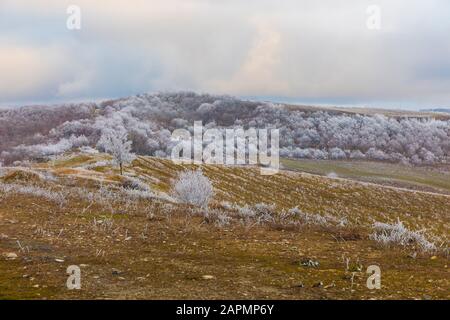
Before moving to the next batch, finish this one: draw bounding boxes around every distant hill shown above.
[1,92,450,166]
[420,108,450,114]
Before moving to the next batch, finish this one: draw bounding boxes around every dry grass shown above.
[0,152,448,299]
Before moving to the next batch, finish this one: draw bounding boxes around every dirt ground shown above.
[0,155,448,299]
[0,195,448,300]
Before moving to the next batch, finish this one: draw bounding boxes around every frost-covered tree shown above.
[171,169,214,208]
[97,129,134,175]
[1,92,449,166]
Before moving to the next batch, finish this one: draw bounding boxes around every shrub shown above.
[284,207,329,226]
[0,183,66,207]
[369,220,436,253]
[171,169,213,208]
[121,176,152,192]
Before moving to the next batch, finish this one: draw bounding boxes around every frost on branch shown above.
[171,169,214,208]
[97,129,135,175]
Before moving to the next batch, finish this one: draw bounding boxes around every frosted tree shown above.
[97,129,134,175]
[1,92,450,165]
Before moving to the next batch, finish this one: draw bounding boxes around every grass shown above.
[281,158,450,195]
[0,152,448,299]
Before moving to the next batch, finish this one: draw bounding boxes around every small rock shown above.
[124,237,132,241]
[55,259,65,263]
[3,252,18,260]
[112,268,122,275]
[202,275,215,280]
[300,258,319,268]
[0,233,9,239]
[324,282,336,289]
[430,256,437,260]
[423,294,432,300]
[312,281,324,288]
[293,283,304,288]
[32,284,39,288]
[407,252,417,259]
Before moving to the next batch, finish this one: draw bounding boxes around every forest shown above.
[1,92,449,166]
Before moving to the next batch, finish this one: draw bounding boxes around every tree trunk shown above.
[120,163,123,175]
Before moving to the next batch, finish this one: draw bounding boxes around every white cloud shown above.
[0,45,68,99]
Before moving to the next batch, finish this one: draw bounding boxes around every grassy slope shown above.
[282,158,450,195]
[0,153,449,299]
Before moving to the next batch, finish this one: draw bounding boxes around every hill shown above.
[0,152,448,299]
[1,92,449,167]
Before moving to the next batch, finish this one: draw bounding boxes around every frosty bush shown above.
[280,207,330,227]
[0,183,66,207]
[204,208,232,227]
[121,175,152,192]
[171,169,213,208]
[252,203,277,224]
[369,220,436,253]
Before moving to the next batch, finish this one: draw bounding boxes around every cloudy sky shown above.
[1,0,449,109]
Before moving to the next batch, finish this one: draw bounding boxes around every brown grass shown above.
[0,153,448,299]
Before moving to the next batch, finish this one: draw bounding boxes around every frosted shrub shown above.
[370,220,436,253]
[171,169,213,208]
[283,207,329,226]
[119,187,156,201]
[0,183,66,207]
[80,160,114,170]
[253,203,276,224]
[205,209,231,227]
[214,213,231,227]
[79,146,99,154]
[122,176,152,192]
[236,205,257,221]
[38,171,58,182]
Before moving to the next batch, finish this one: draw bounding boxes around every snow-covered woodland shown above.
[1,92,449,166]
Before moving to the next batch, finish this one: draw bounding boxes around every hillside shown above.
[1,92,449,167]
[0,152,448,299]
[281,158,450,195]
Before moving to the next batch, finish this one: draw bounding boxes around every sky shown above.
[0,0,449,110]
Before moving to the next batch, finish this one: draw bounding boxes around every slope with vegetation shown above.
[0,151,448,299]
[1,92,449,166]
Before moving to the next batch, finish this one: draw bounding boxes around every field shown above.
[283,104,450,120]
[281,159,450,195]
[0,153,449,299]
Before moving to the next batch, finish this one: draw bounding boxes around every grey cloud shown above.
[0,0,449,109]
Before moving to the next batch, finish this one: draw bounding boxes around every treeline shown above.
[1,92,449,166]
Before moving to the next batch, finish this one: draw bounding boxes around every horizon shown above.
[0,92,446,112]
